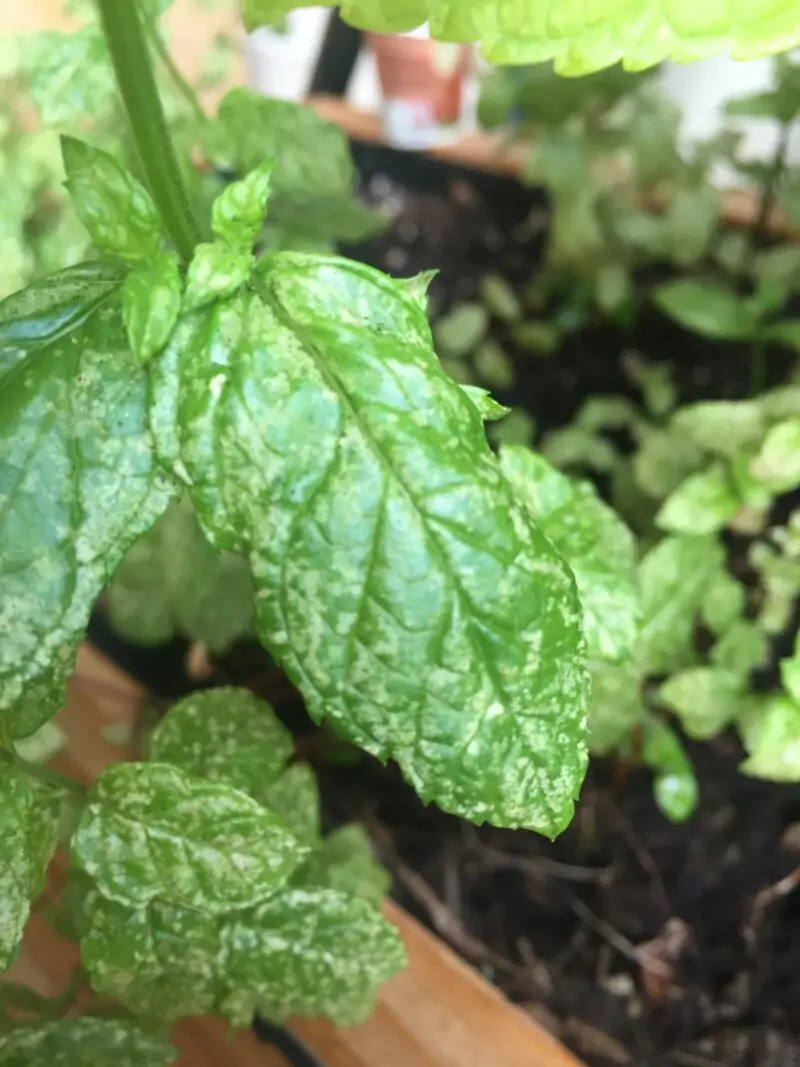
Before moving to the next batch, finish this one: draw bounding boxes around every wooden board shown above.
[8,644,586,1067]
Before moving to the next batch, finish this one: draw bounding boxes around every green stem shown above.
[96,0,201,263]
[1,748,87,798]
[146,16,209,128]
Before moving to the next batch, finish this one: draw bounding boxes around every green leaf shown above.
[212,160,274,252]
[749,418,800,492]
[183,242,253,312]
[637,536,723,675]
[500,445,638,663]
[149,688,293,803]
[586,659,643,755]
[22,28,114,127]
[0,264,174,738]
[765,319,800,353]
[541,426,619,473]
[297,825,391,907]
[710,619,769,677]
[73,762,307,911]
[459,385,510,422]
[653,280,754,340]
[0,1018,176,1066]
[488,407,536,448]
[658,667,744,739]
[150,252,589,834]
[434,302,488,356]
[700,568,746,637]
[665,184,719,267]
[511,320,560,356]
[633,427,706,500]
[107,496,253,654]
[473,340,515,390]
[222,888,406,1024]
[61,138,162,265]
[265,763,321,844]
[0,770,60,968]
[479,274,521,322]
[751,542,800,635]
[740,695,800,781]
[656,464,739,535]
[671,400,766,457]
[122,253,183,365]
[623,358,677,420]
[642,717,698,823]
[781,642,800,703]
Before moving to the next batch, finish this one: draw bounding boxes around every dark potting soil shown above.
[92,145,800,1067]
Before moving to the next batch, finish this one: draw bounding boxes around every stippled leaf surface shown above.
[183,242,252,312]
[295,825,390,907]
[500,446,638,663]
[242,0,800,73]
[701,568,746,636]
[749,417,800,492]
[150,250,589,834]
[658,666,744,739]
[0,769,60,968]
[148,689,293,803]
[0,1018,176,1066]
[265,763,321,844]
[82,886,405,1026]
[123,252,183,365]
[107,496,253,653]
[586,659,643,754]
[656,464,740,535]
[212,160,274,252]
[72,762,307,911]
[21,27,115,127]
[637,536,724,674]
[0,263,174,738]
[740,695,800,781]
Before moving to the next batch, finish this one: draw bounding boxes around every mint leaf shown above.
[73,762,307,911]
[658,667,744,739]
[749,417,800,492]
[149,688,294,803]
[701,568,746,636]
[0,264,174,738]
[500,445,638,663]
[459,385,510,422]
[61,138,163,265]
[123,253,183,365]
[740,695,800,781]
[656,464,739,535]
[637,536,723,674]
[653,280,754,340]
[435,302,488,356]
[642,716,698,822]
[711,620,769,676]
[0,1019,176,1066]
[296,825,390,907]
[150,251,589,834]
[265,763,321,844]
[587,659,643,754]
[633,426,705,500]
[781,640,800,703]
[0,770,60,968]
[183,242,253,312]
[671,400,765,457]
[212,161,273,251]
[107,496,254,654]
[22,28,114,127]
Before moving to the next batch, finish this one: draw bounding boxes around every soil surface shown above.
[93,143,800,1067]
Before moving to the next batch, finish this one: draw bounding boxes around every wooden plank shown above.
[8,644,586,1067]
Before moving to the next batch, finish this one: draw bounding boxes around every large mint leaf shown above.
[148,688,293,802]
[0,769,60,968]
[242,1,800,73]
[72,762,307,911]
[637,535,724,675]
[107,496,253,653]
[150,251,589,834]
[500,445,638,663]
[0,264,174,738]
[0,1019,176,1066]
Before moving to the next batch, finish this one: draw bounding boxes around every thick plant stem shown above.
[96,0,201,263]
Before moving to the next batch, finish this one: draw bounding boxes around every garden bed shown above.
[90,131,800,1067]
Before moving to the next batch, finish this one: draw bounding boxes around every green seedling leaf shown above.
[749,418,800,492]
[594,262,632,314]
[653,279,754,340]
[434,302,488,356]
[122,253,183,365]
[500,446,638,663]
[542,426,619,473]
[73,762,307,911]
[296,825,390,907]
[459,385,510,422]
[0,264,174,738]
[701,568,746,637]
[711,619,769,676]
[656,464,739,535]
[665,183,719,267]
[22,27,115,126]
[624,357,677,419]
[740,695,800,781]
[149,688,294,803]
[183,242,253,312]
[671,400,766,457]
[212,160,274,251]
[479,274,521,322]
[473,339,515,390]
[633,426,706,500]
[265,763,321,844]
[658,667,744,739]
[0,770,60,968]
[750,542,800,635]
[574,396,641,433]
[766,320,800,353]
[61,138,162,265]
[150,252,589,834]
[587,659,643,754]
[107,496,253,654]
[642,716,698,823]
[0,1018,176,1066]
[781,640,800,703]
[637,536,723,675]
[511,320,560,356]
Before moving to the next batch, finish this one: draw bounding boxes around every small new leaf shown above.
[701,568,746,637]
[149,688,294,803]
[656,464,739,535]
[0,1018,176,1066]
[740,696,800,781]
[459,385,511,422]
[711,620,769,677]
[642,717,698,823]
[658,667,744,739]
[61,138,162,265]
[264,763,321,844]
[73,762,307,911]
[212,160,274,251]
[749,418,800,492]
[653,280,754,340]
[123,253,183,365]
[296,825,390,907]
[183,243,253,312]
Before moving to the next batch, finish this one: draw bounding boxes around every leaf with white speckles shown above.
[265,763,321,843]
[150,251,589,835]
[123,252,183,365]
[183,242,252,312]
[72,762,308,911]
[500,445,639,663]
[0,1018,176,1066]
[212,160,273,251]
[0,263,174,738]
[0,769,60,968]
[149,688,293,803]
[295,824,390,907]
